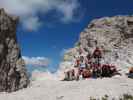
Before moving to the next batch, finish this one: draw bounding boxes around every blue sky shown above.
[2,0,133,72]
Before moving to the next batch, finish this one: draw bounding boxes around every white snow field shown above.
[0,71,133,100]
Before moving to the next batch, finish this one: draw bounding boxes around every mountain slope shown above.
[59,16,133,73]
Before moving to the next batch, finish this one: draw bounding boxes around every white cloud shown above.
[22,16,42,31]
[60,48,68,57]
[22,56,50,67]
[0,0,81,30]
[57,0,80,22]
[31,70,58,81]
[60,48,74,57]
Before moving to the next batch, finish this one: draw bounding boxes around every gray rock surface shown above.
[0,8,29,92]
[59,16,133,72]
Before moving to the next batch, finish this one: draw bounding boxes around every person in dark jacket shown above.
[92,47,102,78]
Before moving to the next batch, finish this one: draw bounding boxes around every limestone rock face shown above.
[79,16,133,68]
[0,8,29,92]
[59,16,133,72]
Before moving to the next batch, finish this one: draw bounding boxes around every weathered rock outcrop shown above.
[59,16,133,72]
[0,8,29,92]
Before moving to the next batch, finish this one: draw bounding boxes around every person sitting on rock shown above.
[92,63,102,78]
[64,69,75,81]
[82,68,92,78]
[86,53,92,69]
[73,55,80,68]
[64,71,70,81]
[129,67,133,74]
[76,58,80,68]
[73,67,80,80]
[80,56,86,69]
[128,67,133,78]
[101,64,111,77]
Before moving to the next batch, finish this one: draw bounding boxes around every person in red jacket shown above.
[92,47,102,66]
[92,47,102,78]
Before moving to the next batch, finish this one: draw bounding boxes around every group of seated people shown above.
[63,47,121,81]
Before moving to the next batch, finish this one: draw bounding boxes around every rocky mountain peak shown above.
[0,8,29,92]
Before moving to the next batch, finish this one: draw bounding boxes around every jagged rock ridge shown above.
[0,8,29,92]
[59,16,133,72]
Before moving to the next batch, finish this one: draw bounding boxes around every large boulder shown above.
[0,8,29,92]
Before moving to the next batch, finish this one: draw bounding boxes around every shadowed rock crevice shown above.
[0,8,29,92]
